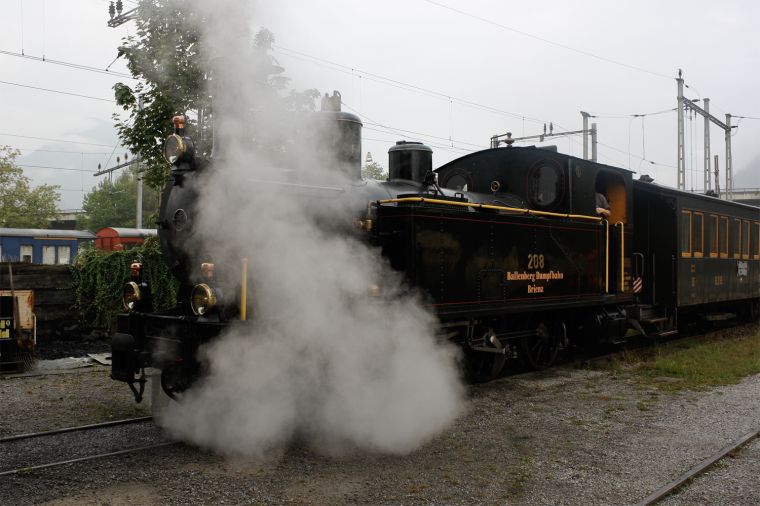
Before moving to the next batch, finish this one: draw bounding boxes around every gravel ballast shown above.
[1,345,759,505]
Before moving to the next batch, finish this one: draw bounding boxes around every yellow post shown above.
[616,222,625,291]
[605,220,609,293]
[241,257,248,321]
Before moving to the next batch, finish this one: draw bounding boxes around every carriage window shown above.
[692,212,704,258]
[754,223,760,260]
[528,161,563,208]
[742,220,750,259]
[681,210,692,258]
[42,245,56,265]
[732,218,741,258]
[720,216,729,258]
[708,215,719,258]
[57,246,71,265]
[20,244,33,263]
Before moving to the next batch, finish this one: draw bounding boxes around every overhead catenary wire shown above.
[276,44,664,171]
[0,133,122,148]
[0,49,135,79]
[16,164,96,173]
[42,0,46,59]
[586,108,676,119]
[15,147,115,155]
[363,120,485,150]
[0,80,116,103]
[363,127,472,156]
[274,45,549,125]
[341,100,476,155]
[419,0,673,80]
[594,135,677,170]
[19,0,24,54]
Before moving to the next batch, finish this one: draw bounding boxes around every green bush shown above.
[71,236,179,329]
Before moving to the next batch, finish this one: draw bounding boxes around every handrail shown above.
[376,197,603,222]
[605,220,609,293]
[616,221,625,291]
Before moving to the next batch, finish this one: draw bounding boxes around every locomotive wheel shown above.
[160,364,197,400]
[465,350,506,383]
[519,322,560,370]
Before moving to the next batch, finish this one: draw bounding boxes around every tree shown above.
[362,160,388,181]
[112,1,318,190]
[0,146,60,228]
[79,169,159,232]
[112,0,207,190]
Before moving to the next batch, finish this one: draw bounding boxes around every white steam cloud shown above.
[161,0,464,456]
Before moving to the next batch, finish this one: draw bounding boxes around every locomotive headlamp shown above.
[163,134,187,164]
[163,114,195,165]
[191,283,218,316]
[122,281,143,310]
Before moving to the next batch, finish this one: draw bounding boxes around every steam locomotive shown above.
[112,95,760,402]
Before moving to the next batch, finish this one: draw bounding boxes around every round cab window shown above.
[528,161,563,208]
[442,171,472,191]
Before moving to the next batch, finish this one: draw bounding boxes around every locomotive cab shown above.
[364,146,637,378]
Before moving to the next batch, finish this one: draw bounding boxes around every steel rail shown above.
[1,367,108,380]
[637,427,760,505]
[0,442,178,477]
[0,416,153,444]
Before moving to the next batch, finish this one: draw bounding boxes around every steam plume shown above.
[161,0,464,457]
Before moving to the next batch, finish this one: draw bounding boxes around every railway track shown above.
[637,428,760,505]
[0,416,153,444]
[0,441,178,477]
[0,416,176,477]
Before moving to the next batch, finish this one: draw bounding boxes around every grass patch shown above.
[604,326,760,391]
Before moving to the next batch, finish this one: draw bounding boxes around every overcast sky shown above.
[1,0,758,210]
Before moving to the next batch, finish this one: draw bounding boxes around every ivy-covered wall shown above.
[71,237,178,329]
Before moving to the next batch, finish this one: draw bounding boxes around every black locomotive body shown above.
[111,103,759,400]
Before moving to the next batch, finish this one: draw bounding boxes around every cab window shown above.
[442,170,472,192]
[527,160,563,209]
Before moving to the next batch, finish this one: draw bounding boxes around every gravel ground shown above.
[1,334,759,505]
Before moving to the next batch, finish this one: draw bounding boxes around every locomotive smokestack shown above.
[313,91,363,180]
[388,141,433,184]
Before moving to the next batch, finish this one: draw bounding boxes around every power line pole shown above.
[107,1,137,27]
[714,155,720,198]
[703,98,711,192]
[106,1,142,226]
[676,70,736,196]
[676,71,686,191]
[725,113,733,201]
[136,97,143,228]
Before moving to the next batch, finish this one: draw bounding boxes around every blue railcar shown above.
[0,228,95,264]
